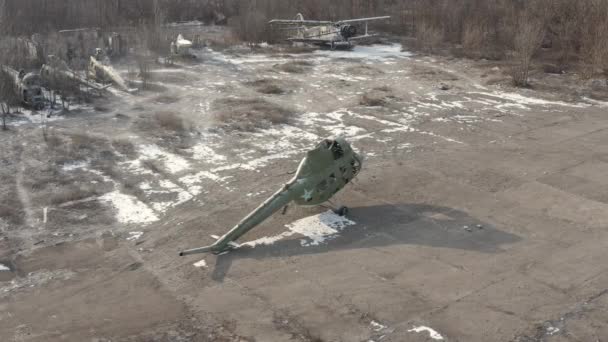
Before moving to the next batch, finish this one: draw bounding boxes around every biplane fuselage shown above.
[269,14,390,49]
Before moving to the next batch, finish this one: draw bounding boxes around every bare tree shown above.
[415,22,443,54]
[510,13,545,87]
[579,0,608,78]
[137,55,151,90]
[0,68,20,130]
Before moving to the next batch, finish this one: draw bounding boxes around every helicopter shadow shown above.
[211,203,522,282]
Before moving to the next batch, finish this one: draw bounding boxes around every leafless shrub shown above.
[281,45,317,54]
[137,55,152,89]
[142,160,163,174]
[245,79,286,94]
[49,184,100,205]
[229,8,269,44]
[112,139,137,158]
[213,98,293,131]
[579,2,608,78]
[121,178,146,199]
[510,15,544,87]
[462,22,487,60]
[0,189,24,225]
[416,22,443,53]
[0,68,20,129]
[155,111,186,132]
[69,133,108,152]
[275,60,314,74]
[345,65,384,76]
[360,87,392,106]
[152,94,180,104]
[543,64,564,74]
[206,31,241,50]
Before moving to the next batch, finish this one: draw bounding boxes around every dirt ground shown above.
[1,31,608,341]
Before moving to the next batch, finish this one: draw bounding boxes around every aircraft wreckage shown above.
[171,34,194,58]
[88,50,136,93]
[0,65,45,109]
[41,55,109,92]
[180,137,362,256]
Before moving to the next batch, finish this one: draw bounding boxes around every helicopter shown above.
[179,136,362,256]
[269,13,390,49]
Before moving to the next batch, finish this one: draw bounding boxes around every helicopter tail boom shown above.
[179,180,300,256]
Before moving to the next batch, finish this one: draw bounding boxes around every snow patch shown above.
[370,320,387,332]
[99,191,158,224]
[189,143,227,164]
[0,264,9,271]
[150,180,194,212]
[243,211,356,248]
[475,91,589,108]
[289,211,356,246]
[126,231,144,241]
[62,160,88,172]
[314,44,412,61]
[408,326,444,340]
[241,231,296,248]
[139,144,190,174]
[193,259,208,268]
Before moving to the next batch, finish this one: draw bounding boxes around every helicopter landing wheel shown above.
[334,206,349,217]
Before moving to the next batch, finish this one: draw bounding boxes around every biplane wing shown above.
[287,38,333,44]
[348,34,380,41]
[334,16,391,25]
[268,19,334,26]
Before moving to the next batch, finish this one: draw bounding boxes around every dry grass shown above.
[359,87,393,107]
[345,65,384,76]
[0,188,24,225]
[245,79,286,94]
[212,98,293,131]
[49,184,100,206]
[153,94,180,104]
[275,60,314,74]
[112,139,137,158]
[416,22,443,53]
[154,111,186,132]
[281,45,317,54]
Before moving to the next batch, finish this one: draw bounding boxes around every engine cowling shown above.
[340,25,357,39]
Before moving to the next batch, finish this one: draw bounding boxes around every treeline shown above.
[1,0,607,80]
[0,0,231,34]
[413,0,608,81]
[0,0,410,35]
